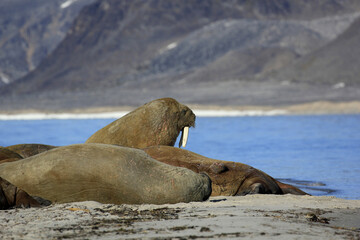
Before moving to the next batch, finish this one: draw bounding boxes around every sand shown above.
[1,195,359,239]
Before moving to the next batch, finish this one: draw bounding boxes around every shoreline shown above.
[1,195,359,239]
[0,101,360,120]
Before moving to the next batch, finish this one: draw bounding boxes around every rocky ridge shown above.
[0,0,95,86]
[1,0,360,110]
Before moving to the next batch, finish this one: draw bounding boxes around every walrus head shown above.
[86,98,196,148]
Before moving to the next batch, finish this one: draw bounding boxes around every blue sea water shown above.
[1,115,359,199]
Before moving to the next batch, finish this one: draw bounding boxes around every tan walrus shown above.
[86,98,195,148]
[5,144,56,158]
[0,144,212,205]
[143,146,308,196]
[1,144,57,165]
[0,146,23,164]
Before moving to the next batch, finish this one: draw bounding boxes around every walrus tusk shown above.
[179,126,189,148]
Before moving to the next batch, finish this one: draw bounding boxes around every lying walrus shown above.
[1,144,56,165]
[0,176,41,210]
[0,145,57,209]
[5,144,56,159]
[0,144,212,205]
[143,146,307,196]
[0,147,22,164]
[86,98,195,148]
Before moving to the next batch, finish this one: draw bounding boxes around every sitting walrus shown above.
[0,144,212,205]
[86,98,195,148]
[143,146,307,196]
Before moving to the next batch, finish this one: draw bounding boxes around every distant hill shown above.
[1,0,360,110]
[0,0,95,86]
[273,16,360,87]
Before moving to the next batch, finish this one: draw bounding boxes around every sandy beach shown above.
[1,195,359,239]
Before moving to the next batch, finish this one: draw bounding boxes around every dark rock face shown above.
[0,0,95,86]
[1,0,360,109]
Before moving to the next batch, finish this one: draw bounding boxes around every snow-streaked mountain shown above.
[1,0,360,110]
[0,0,95,86]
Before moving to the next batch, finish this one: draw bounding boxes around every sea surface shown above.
[1,114,359,199]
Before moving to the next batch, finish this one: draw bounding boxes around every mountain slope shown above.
[0,0,94,86]
[273,16,360,86]
[1,0,360,109]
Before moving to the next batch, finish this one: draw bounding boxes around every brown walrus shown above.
[0,176,41,210]
[143,146,308,196]
[0,147,23,164]
[0,147,46,209]
[5,144,56,159]
[86,98,195,148]
[0,144,212,205]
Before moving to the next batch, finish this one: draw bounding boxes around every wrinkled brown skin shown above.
[143,146,308,196]
[0,144,212,205]
[5,144,57,159]
[86,98,196,148]
[0,176,41,210]
[0,144,56,210]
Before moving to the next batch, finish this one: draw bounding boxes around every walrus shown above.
[0,144,212,205]
[5,144,56,159]
[0,147,45,209]
[86,98,195,148]
[0,177,41,210]
[0,147,23,164]
[143,146,307,196]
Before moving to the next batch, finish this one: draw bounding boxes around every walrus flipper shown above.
[0,177,41,210]
[276,180,310,195]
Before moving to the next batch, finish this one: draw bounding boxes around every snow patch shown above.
[332,82,346,89]
[0,72,10,84]
[158,42,178,54]
[166,42,178,50]
[60,0,79,9]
